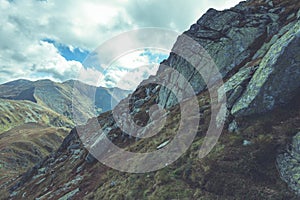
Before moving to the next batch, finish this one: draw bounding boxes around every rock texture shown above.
[155,0,296,109]
[231,20,300,116]
[277,132,300,195]
[146,0,300,122]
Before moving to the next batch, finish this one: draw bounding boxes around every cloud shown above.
[83,49,168,90]
[77,67,104,86]
[0,37,82,83]
[124,0,241,31]
[109,50,166,90]
[0,0,241,85]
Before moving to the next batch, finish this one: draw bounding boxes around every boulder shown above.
[218,66,255,109]
[231,21,300,117]
[85,153,97,164]
[134,99,145,108]
[277,132,300,195]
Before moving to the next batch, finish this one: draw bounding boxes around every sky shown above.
[0,0,241,90]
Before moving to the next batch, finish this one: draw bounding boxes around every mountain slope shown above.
[0,98,73,134]
[0,79,131,122]
[0,79,129,194]
[6,90,300,200]
[0,98,73,191]
[0,123,69,191]
[4,0,300,199]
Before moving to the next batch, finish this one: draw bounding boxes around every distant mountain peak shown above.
[0,79,131,123]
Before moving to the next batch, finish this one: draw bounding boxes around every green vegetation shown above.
[8,90,300,199]
[0,98,73,134]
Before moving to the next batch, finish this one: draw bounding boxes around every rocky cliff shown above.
[152,0,300,117]
[4,0,300,199]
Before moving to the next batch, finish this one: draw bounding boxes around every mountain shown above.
[4,0,300,199]
[0,79,130,194]
[0,98,73,191]
[0,79,131,123]
[0,123,70,192]
[0,98,73,134]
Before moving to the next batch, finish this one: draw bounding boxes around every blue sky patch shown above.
[42,39,90,63]
[141,48,168,64]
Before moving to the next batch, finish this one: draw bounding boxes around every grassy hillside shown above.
[0,79,131,123]
[0,123,69,190]
[6,90,300,199]
[0,98,73,134]
[0,98,73,190]
[0,80,129,195]
[0,79,34,100]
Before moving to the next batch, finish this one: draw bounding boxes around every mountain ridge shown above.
[0,79,130,196]
[0,79,131,123]
[0,98,73,193]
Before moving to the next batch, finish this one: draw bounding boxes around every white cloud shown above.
[77,67,104,86]
[80,49,165,90]
[102,50,163,90]
[0,0,241,85]
[0,37,82,83]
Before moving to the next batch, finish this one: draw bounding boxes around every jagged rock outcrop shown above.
[218,66,256,109]
[231,20,300,116]
[277,132,300,195]
[155,0,297,109]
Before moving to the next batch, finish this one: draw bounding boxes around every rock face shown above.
[156,0,289,109]
[231,20,300,116]
[218,66,255,109]
[277,132,300,195]
[130,0,300,135]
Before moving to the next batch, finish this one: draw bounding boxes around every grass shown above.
[0,98,73,134]
[0,123,70,188]
[8,88,300,199]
